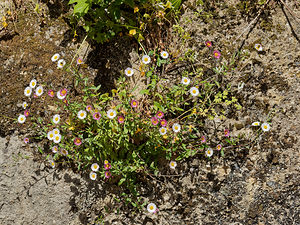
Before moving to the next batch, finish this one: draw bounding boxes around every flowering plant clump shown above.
[17,45,252,207]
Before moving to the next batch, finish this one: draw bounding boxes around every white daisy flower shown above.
[35,86,44,96]
[24,87,32,97]
[18,115,26,124]
[142,55,151,64]
[22,101,27,109]
[261,122,270,132]
[172,123,181,133]
[254,43,263,52]
[30,79,37,89]
[159,127,167,135]
[205,148,213,157]
[251,121,260,126]
[57,91,66,100]
[125,67,134,77]
[51,53,60,62]
[91,163,99,172]
[107,109,117,119]
[90,171,97,180]
[190,87,199,96]
[53,134,62,144]
[169,161,177,169]
[78,110,87,120]
[147,203,157,213]
[52,145,58,153]
[53,128,60,136]
[53,114,60,124]
[47,131,54,140]
[57,59,66,68]
[181,77,190,85]
[49,160,55,168]
[61,149,68,156]
[161,51,169,59]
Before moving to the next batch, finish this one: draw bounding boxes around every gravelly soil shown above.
[0,0,299,225]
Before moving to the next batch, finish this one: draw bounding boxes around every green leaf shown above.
[140,89,149,95]
[118,178,126,185]
[73,0,90,15]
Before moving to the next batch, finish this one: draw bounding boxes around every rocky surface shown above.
[0,0,299,224]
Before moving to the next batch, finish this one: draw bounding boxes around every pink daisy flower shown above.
[24,110,30,117]
[93,112,101,120]
[201,136,206,143]
[131,100,138,108]
[74,137,82,146]
[213,50,221,59]
[48,89,55,97]
[205,41,212,48]
[118,116,125,124]
[63,99,68,106]
[24,137,29,144]
[86,105,93,112]
[156,111,164,119]
[224,129,230,137]
[105,171,111,179]
[104,163,111,170]
[160,119,167,127]
[60,88,68,97]
[151,117,159,126]
[216,144,222,151]
[77,57,84,65]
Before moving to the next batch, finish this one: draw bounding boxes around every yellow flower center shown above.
[184,79,187,83]
[161,121,165,125]
[119,117,124,121]
[61,90,66,95]
[92,174,95,178]
[55,117,58,121]
[20,117,24,121]
[38,89,42,94]
[51,162,55,166]
[50,134,53,138]
[94,165,97,169]
[76,139,80,143]
[214,53,218,57]
[149,205,154,210]
[144,57,148,62]
[264,125,268,129]
[32,82,35,86]
[110,112,114,116]
[104,160,108,164]
[161,129,165,133]
[175,126,178,130]
[80,113,84,117]
[54,56,58,59]
[163,53,166,56]
[55,137,59,141]
[128,70,131,74]
[193,90,196,94]
[27,90,30,94]
[133,102,136,106]
[171,162,174,167]
[207,150,211,155]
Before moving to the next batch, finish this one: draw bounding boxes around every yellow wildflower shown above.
[2,21,8,28]
[188,125,193,132]
[134,7,139,13]
[192,108,197,114]
[163,135,168,139]
[129,29,136,36]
